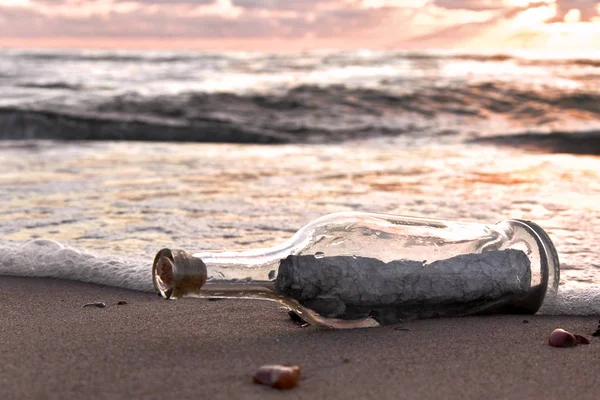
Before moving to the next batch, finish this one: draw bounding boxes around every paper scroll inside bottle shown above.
[274,249,531,324]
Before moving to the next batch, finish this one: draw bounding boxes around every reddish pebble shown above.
[548,328,577,347]
[252,365,301,390]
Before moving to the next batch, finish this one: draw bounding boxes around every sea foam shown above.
[0,238,599,316]
[0,239,152,292]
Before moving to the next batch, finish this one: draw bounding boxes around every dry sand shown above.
[1,276,599,400]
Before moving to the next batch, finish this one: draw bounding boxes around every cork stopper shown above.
[152,248,207,299]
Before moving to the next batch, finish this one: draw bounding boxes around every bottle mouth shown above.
[153,249,175,298]
[487,219,560,315]
[152,248,207,299]
[508,219,560,294]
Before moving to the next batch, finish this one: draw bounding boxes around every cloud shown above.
[231,0,335,10]
[1,0,599,48]
[0,0,408,39]
[433,0,508,10]
[546,0,600,22]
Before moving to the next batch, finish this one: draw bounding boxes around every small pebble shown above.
[252,365,301,390]
[117,301,127,305]
[83,302,106,308]
[342,358,351,364]
[394,327,412,331]
[522,319,529,324]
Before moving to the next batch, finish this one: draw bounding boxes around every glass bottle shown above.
[152,212,559,329]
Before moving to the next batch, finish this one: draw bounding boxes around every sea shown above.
[0,48,599,316]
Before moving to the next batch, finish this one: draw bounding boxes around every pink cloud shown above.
[0,0,599,49]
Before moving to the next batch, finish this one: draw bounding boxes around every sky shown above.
[1,0,600,50]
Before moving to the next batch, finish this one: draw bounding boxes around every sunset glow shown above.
[0,0,599,50]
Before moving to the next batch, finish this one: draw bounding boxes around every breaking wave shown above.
[8,49,600,68]
[2,83,600,147]
[469,130,600,155]
[1,49,599,148]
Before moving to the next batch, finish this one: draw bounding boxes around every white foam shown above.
[539,287,600,316]
[0,239,153,292]
[1,238,599,316]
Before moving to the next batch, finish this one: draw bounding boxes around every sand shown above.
[1,277,599,400]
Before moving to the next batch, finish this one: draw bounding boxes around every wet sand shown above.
[1,276,598,400]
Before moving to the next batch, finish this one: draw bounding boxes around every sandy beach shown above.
[1,276,598,399]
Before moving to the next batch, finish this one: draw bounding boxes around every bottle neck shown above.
[192,240,298,283]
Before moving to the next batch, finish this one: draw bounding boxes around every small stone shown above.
[592,329,600,337]
[83,302,106,308]
[252,365,301,390]
[394,327,412,331]
[342,358,351,364]
[522,319,529,323]
[117,301,127,305]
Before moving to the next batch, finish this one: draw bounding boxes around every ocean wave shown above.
[12,51,209,64]
[469,130,600,155]
[570,59,600,68]
[18,81,84,90]
[9,50,514,62]
[72,83,600,121]
[11,50,600,69]
[0,107,293,143]
[1,82,599,144]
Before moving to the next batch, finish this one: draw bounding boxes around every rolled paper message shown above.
[275,249,531,324]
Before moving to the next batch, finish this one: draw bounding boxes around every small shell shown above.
[252,365,301,390]
[548,328,577,347]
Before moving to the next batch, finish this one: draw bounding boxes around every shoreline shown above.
[1,276,599,399]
